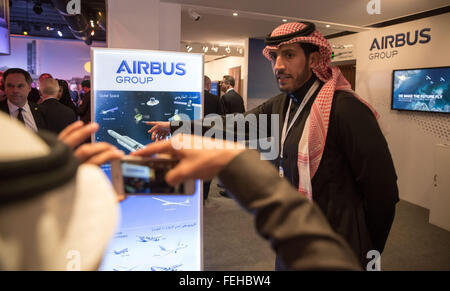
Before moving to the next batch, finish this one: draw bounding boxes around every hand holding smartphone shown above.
[111,155,196,195]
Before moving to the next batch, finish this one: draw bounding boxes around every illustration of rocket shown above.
[107,130,145,152]
[101,106,119,114]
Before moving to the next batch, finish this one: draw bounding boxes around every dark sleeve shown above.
[59,95,78,115]
[334,93,399,253]
[76,94,90,116]
[218,150,362,270]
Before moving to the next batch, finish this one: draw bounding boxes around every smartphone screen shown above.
[121,160,184,194]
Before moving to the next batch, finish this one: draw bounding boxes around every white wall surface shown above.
[0,35,105,80]
[329,13,450,209]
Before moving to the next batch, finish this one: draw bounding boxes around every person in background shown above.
[0,68,46,132]
[132,134,361,271]
[77,80,91,125]
[220,75,245,114]
[204,76,223,116]
[202,75,224,202]
[38,78,77,134]
[28,73,53,104]
[0,71,6,102]
[56,79,78,116]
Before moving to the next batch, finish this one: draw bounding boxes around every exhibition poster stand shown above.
[91,48,203,271]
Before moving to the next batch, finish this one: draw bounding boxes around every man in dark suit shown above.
[0,68,46,132]
[204,76,223,116]
[38,78,77,134]
[77,80,91,124]
[220,75,245,114]
[202,76,224,203]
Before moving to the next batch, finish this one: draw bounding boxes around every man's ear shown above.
[308,51,320,68]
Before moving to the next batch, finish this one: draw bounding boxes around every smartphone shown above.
[111,155,196,195]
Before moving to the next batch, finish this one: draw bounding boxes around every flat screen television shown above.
[392,66,449,113]
[0,0,10,55]
[210,81,218,96]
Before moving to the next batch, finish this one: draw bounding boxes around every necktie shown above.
[17,108,25,124]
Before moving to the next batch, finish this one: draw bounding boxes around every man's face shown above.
[220,79,227,93]
[5,73,31,107]
[269,43,312,93]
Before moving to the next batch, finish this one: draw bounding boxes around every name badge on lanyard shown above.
[279,80,320,178]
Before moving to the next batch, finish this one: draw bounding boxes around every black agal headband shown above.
[264,22,316,45]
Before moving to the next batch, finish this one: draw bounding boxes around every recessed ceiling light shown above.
[233,12,238,16]
[282,19,287,22]
[326,24,331,28]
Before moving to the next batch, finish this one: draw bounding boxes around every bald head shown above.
[39,78,60,99]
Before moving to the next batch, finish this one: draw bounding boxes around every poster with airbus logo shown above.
[92,48,203,271]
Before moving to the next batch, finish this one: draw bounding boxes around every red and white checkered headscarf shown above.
[263,22,379,200]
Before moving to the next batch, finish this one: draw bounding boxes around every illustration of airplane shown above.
[137,234,164,242]
[113,248,129,255]
[426,75,431,80]
[152,197,191,206]
[440,77,445,82]
[150,264,182,271]
[155,242,188,256]
[113,265,138,271]
[101,106,119,114]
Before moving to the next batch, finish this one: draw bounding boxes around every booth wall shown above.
[0,35,105,80]
[247,38,279,110]
[329,13,450,209]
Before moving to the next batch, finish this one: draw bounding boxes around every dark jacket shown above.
[77,92,91,124]
[221,89,245,114]
[59,94,78,116]
[219,150,362,270]
[204,90,223,116]
[0,99,47,131]
[27,88,41,104]
[39,98,77,134]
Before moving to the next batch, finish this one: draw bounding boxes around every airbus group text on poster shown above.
[91,48,203,271]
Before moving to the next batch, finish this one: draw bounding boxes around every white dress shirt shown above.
[7,100,38,132]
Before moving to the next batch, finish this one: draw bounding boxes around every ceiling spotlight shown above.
[185,45,192,52]
[326,24,331,28]
[23,30,28,36]
[282,19,287,22]
[91,30,95,36]
[188,9,201,21]
[237,48,243,54]
[33,2,43,15]
[46,25,54,31]
[90,20,95,28]
[211,46,218,53]
[232,12,238,16]
[57,30,63,37]
[202,46,209,53]
[225,46,231,54]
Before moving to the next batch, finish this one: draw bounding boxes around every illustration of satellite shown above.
[150,264,182,271]
[108,129,145,152]
[146,97,160,106]
[101,106,119,114]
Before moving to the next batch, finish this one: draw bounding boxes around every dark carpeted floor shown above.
[203,178,450,271]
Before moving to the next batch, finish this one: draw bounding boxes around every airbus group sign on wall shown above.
[368,28,431,61]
